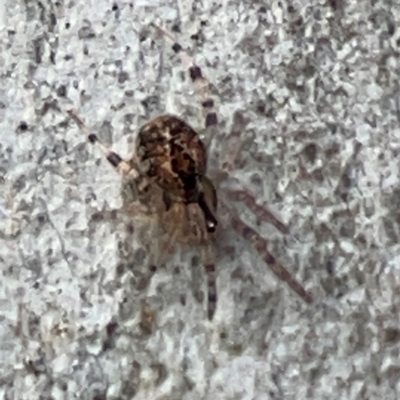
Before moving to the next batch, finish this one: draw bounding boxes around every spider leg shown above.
[222,202,313,304]
[220,110,248,170]
[67,109,139,181]
[201,245,217,320]
[151,23,218,131]
[222,188,289,234]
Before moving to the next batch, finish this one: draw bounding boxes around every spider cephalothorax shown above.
[67,23,313,320]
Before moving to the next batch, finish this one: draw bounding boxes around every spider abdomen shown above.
[136,115,208,204]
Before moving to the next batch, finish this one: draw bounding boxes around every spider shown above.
[67,23,313,320]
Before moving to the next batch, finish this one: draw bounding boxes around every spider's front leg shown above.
[215,112,290,234]
[221,201,314,304]
[222,188,290,235]
[201,245,218,320]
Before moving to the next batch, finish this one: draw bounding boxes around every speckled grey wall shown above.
[1,0,400,399]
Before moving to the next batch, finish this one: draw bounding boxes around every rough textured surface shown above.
[1,0,400,399]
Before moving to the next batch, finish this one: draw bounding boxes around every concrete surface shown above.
[1,0,400,399]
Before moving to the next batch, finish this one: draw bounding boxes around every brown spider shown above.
[67,23,313,320]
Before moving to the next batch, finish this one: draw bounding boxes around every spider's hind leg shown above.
[151,23,218,132]
[67,109,140,181]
